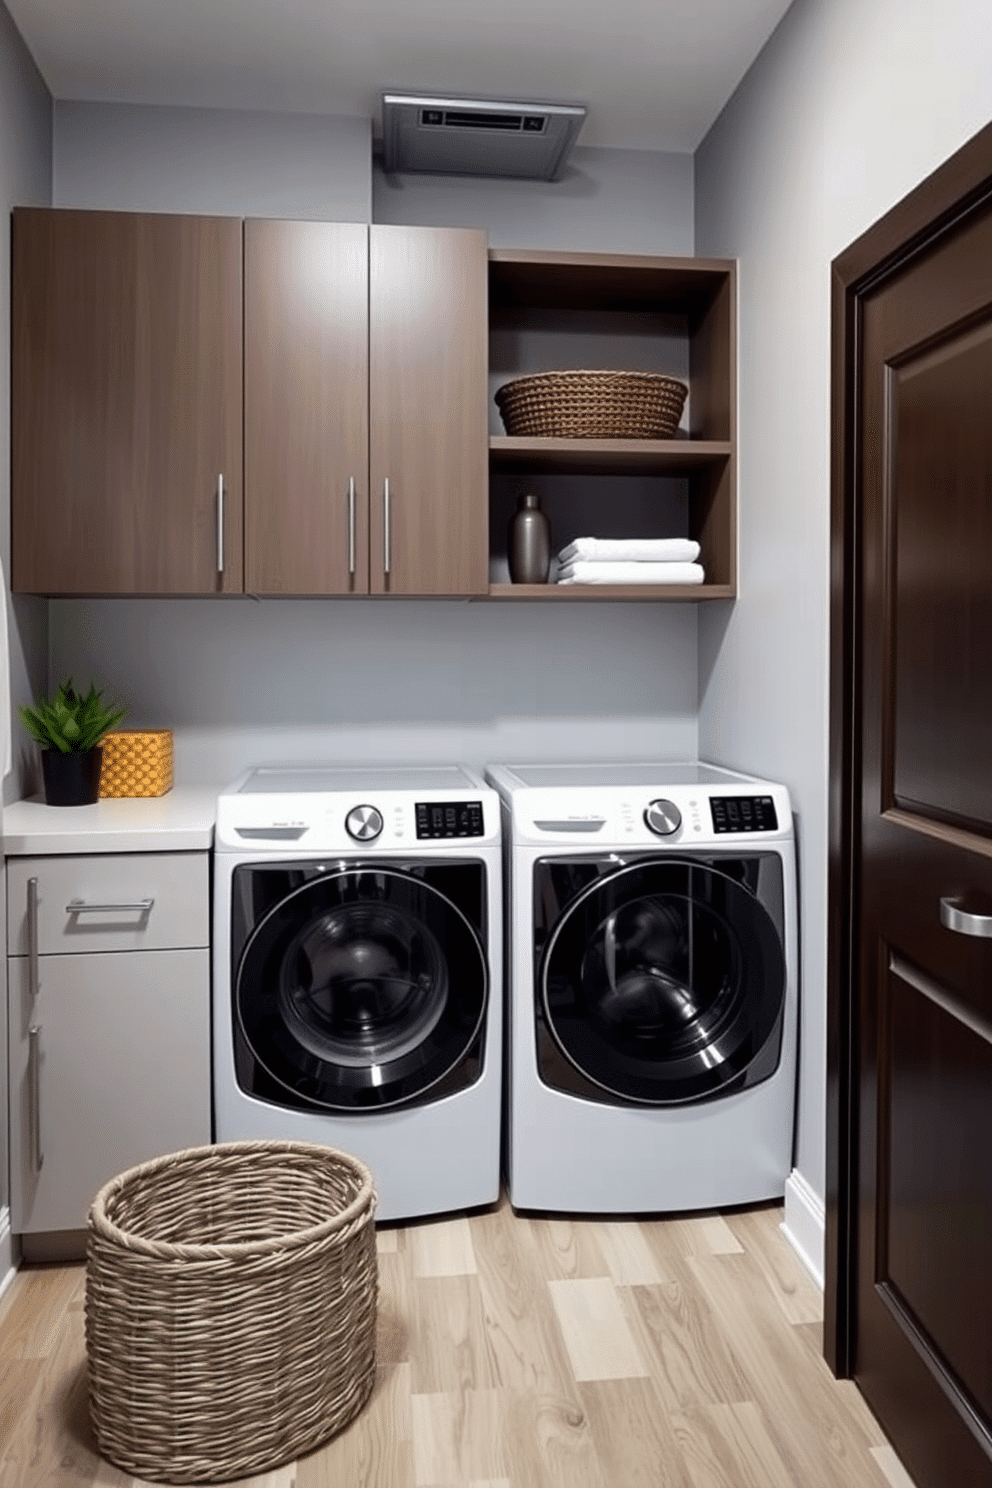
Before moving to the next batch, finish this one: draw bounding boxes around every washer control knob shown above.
[644,799,682,836]
[345,804,384,842]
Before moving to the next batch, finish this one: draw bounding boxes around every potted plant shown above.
[19,678,128,807]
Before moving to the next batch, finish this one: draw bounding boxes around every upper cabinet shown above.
[368,226,489,596]
[244,221,489,597]
[244,219,370,594]
[12,209,244,594]
[487,250,737,599]
[10,211,734,603]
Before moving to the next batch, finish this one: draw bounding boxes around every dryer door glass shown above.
[236,867,488,1109]
[541,859,786,1104]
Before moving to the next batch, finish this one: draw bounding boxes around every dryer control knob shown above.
[644,799,682,836]
[345,804,384,842]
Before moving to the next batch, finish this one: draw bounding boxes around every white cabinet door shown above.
[9,947,210,1233]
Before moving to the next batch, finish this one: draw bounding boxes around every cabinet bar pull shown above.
[27,876,39,1000]
[383,478,392,576]
[28,1025,43,1172]
[217,473,225,575]
[348,477,356,576]
[66,898,155,915]
[940,897,992,938]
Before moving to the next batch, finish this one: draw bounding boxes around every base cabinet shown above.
[6,853,211,1236]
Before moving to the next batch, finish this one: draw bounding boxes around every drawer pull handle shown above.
[348,476,357,576]
[27,876,39,999]
[29,1025,43,1172]
[65,898,155,915]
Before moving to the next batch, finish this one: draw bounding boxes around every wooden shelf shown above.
[490,435,730,475]
[488,582,736,601]
[487,247,737,601]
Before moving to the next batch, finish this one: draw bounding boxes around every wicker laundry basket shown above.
[85,1140,378,1484]
[494,369,688,439]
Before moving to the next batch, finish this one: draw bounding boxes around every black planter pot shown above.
[41,748,103,807]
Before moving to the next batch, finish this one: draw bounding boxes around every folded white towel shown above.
[557,560,706,586]
[557,537,700,564]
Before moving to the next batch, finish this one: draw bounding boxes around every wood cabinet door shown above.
[245,220,369,593]
[369,225,488,596]
[12,209,243,594]
[8,948,211,1233]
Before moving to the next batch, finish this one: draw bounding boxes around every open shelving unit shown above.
[486,249,737,601]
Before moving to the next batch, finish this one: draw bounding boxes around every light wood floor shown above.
[0,1194,916,1488]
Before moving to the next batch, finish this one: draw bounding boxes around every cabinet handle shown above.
[348,476,356,576]
[217,473,225,575]
[27,876,39,999]
[940,896,992,938]
[65,898,155,915]
[383,478,392,576]
[28,1025,43,1172]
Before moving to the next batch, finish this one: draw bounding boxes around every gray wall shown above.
[50,103,700,782]
[49,599,698,787]
[0,0,51,1231]
[374,144,693,254]
[695,0,992,1214]
[54,101,372,220]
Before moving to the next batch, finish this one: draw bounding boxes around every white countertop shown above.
[2,787,218,855]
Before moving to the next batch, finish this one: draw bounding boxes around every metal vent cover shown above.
[381,93,586,181]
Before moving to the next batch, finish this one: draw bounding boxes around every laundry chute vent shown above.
[381,94,586,181]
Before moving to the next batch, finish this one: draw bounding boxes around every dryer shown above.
[213,764,502,1221]
[486,761,797,1213]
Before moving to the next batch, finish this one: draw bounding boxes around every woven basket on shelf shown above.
[98,729,173,798]
[494,369,688,439]
[85,1140,378,1484]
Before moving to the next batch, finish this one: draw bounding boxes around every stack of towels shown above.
[555,537,705,585]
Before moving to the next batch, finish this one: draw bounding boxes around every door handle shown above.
[383,478,391,576]
[28,1025,43,1171]
[939,897,992,939]
[27,876,39,999]
[347,476,356,576]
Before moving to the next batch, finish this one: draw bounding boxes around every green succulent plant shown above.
[19,678,128,754]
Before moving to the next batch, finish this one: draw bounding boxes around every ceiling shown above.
[5,0,795,154]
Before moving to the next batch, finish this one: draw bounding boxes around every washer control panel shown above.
[710,795,779,833]
[416,800,485,839]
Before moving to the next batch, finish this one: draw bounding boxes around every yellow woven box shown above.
[98,730,174,798]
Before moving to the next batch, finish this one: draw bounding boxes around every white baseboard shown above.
[0,1206,18,1304]
[781,1167,825,1289]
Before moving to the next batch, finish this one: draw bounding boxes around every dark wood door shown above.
[12,208,243,594]
[245,219,369,594]
[368,225,489,596]
[853,191,992,1485]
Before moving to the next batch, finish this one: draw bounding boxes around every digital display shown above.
[416,800,485,839]
[710,795,779,833]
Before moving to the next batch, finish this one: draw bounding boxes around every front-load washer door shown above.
[541,858,786,1105]
[236,867,488,1109]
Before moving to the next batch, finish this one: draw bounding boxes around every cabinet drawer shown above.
[6,852,209,955]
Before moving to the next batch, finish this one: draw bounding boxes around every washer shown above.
[213,763,502,1221]
[485,761,797,1213]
